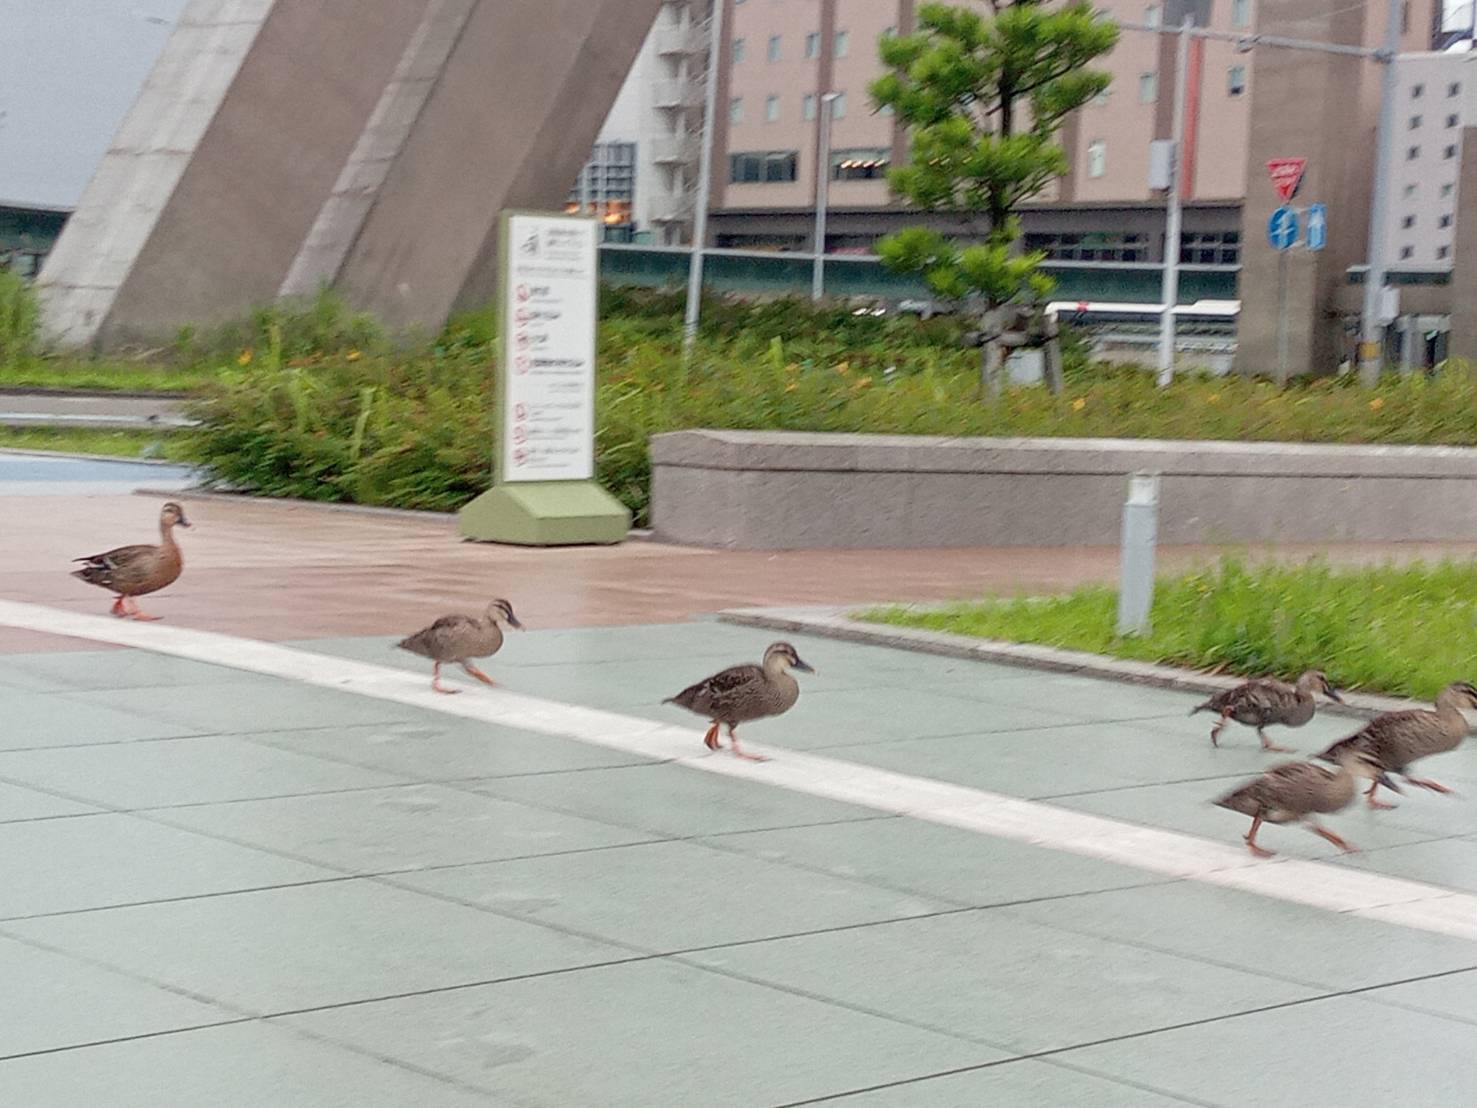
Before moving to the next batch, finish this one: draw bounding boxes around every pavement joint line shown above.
[2,599,1477,944]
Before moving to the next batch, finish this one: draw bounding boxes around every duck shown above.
[664,641,814,762]
[1315,680,1477,808]
[71,501,191,620]
[1215,749,1401,858]
[396,598,523,694]
[1190,669,1342,752]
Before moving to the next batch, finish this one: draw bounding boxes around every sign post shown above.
[1266,205,1299,386]
[457,211,631,545]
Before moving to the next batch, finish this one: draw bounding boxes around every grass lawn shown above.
[0,426,186,460]
[857,557,1477,702]
[0,362,211,394]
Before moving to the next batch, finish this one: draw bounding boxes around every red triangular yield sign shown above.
[1266,158,1307,202]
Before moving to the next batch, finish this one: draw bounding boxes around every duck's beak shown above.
[1325,688,1344,703]
[178,515,193,529]
[791,658,815,674]
[507,614,524,630]
[1378,772,1404,794]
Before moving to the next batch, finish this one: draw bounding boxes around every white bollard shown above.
[1116,471,1160,637]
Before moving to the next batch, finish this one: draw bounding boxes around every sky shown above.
[0,1,187,208]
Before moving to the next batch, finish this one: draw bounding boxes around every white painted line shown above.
[2,598,1476,942]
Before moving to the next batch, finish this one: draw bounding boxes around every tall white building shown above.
[1380,48,1477,269]
[575,0,713,243]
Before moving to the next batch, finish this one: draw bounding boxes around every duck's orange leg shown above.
[1245,812,1275,858]
[431,662,460,695]
[726,724,769,763]
[110,596,127,618]
[123,596,161,622]
[462,663,497,686]
[703,722,721,751]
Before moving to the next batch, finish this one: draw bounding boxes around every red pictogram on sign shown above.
[1265,158,1307,202]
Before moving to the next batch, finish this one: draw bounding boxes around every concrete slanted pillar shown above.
[38,0,664,349]
[1448,122,1477,360]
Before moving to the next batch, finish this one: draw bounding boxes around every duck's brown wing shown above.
[1320,709,1437,770]
[665,663,765,717]
[397,614,479,659]
[70,543,160,593]
[1216,761,1333,819]
[1218,678,1297,723]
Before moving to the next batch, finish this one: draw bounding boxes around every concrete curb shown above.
[716,604,1422,722]
[0,448,187,467]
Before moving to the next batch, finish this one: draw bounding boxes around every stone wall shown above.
[651,429,1477,549]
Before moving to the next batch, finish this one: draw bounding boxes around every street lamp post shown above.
[683,0,725,354]
[1357,0,1404,385]
[811,91,840,302]
[1156,18,1192,387]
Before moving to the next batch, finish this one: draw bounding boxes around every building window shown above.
[1228,66,1246,96]
[1448,114,1461,128]
[1442,182,1456,197]
[1403,183,1417,197]
[1231,0,1252,28]
[1087,139,1107,178]
[1408,145,1420,159]
[1139,72,1158,103]
[1093,88,1110,106]
[1402,0,1410,32]
[1446,144,1459,159]
[804,32,820,58]
[1438,244,1451,258]
[1178,230,1241,265]
[1412,83,1424,98]
[765,94,780,122]
[1449,82,1461,97]
[1400,245,1414,259]
[803,93,817,120]
[1145,4,1162,27]
[729,97,743,124]
[831,91,847,119]
[1402,215,1416,228]
[835,30,850,56]
[1440,213,1453,228]
[728,150,800,183]
[768,34,782,62]
[1410,115,1423,129]
[1024,231,1151,263]
[732,38,746,64]
[883,25,896,38]
[830,147,891,180]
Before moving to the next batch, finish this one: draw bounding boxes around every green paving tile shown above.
[65,683,423,735]
[0,735,409,810]
[281,957,1003,1107]
[0,650,258,692]
[813,1058,1199,1106]
[943,672,1207,724]
[1059,994,1477,1105]
[1002,881,1477,992]
[0,780,98,822]
[0,813,333,919]
[0,1021,498,1107]
[2,879,622,1014]
[154,784,658,875]
[1330,836,1477,893]
[246,718,654,781]
[0,933,226,1059]
[471,761,879,837]
[681,909,1318,1055]
[1364,966,1477,1024]
[393,838,944,953]
[1051,778,1440,859]
[702,817,1166,907]
[0,690,204,750]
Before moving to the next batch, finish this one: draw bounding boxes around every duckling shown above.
[664,641,814,762]
[1190,669,1343,752]
[397,598,523,694]
[1215,749,1401,858]
[71,501,191,621]
[1315,680,1477,808]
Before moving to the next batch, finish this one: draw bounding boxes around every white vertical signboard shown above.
[500,213,598,483]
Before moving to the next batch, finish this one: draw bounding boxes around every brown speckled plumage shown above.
[1316,681,1477,807]
[665,642,814,761]
[1215,749,1395,857]
[1191,669,1341,751]
[398,598,522,693]
[71,501,191,620]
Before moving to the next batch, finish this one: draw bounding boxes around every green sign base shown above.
[457,480,630,546]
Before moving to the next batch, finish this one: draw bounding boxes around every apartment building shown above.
[1377,48,1476,270]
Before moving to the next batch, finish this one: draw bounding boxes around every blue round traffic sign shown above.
[1267,206,1299,251]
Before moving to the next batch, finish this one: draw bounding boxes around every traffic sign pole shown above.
[1358,0,1404,385]
[1156,17,1192,389]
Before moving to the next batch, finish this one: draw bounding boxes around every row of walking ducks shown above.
[73,502,1474,859]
